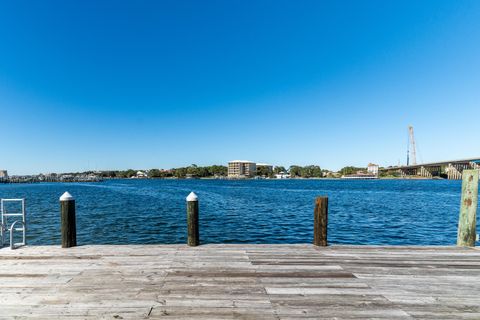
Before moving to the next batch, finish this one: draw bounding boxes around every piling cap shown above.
[186,192,198,201]
[60,192,74,201]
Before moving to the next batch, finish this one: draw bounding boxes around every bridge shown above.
[380,157,480,180]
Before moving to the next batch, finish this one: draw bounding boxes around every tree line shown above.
[288,165,323,178]
[98,165,227,179]
[96,164,369,179]
[338,166,366,176]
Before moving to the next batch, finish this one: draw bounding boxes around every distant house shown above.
[342,164,379,179]
[367,163,379,176]
[275,171,290,179]
[228,160,256,178]
[323,171,339,178]
[60,174,74,182]
[136,171,148,178]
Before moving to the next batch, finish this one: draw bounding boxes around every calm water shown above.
[0,179,475,245]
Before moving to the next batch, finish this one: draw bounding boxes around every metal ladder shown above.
[1,199,26,249]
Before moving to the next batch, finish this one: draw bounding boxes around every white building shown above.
[136,171,148,178]
[367,163,379,176]
[275,171,290,179]
[0,170,8,179]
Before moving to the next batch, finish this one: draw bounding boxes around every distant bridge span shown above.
[380,157,480,180]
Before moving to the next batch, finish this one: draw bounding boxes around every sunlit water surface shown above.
[0,179,474,245]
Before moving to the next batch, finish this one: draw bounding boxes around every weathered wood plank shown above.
[0,244,479,319]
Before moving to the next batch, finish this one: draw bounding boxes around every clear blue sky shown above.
[1,1,479,174]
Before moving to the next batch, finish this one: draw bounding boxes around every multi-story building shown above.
[0,170,8,179]
[228,161,256,178]
[367,163,379,176]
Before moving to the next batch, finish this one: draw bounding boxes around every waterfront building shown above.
[228,160,256,178]
[0,170,8,180]
[59,174,74,182]
[0,170,8,182]
[275,171,290,179]
[136,171,148,178]
[342,165,378,179]
[367,163,379,176]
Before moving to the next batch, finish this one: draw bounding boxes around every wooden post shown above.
[457,170,478,247]
[186,192,199,246]
[313,196,328,246]
[60,192,77,248]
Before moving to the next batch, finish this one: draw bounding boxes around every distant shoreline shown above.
[0,176,449,185]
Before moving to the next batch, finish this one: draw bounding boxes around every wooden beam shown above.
[60,192,77,248]
[313,196,328,246]
[186,192,199,246]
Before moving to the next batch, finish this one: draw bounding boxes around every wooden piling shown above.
[186,192,199,246]
[313,196,328,246]
[457,170,478,247]
[60,192,77,248]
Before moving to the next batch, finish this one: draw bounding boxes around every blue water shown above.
[0,179,475,245]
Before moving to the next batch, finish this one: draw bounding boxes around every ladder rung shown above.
[2,213,24,216]
[2,227,25,232]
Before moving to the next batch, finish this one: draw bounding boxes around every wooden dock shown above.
[0,244,479,319]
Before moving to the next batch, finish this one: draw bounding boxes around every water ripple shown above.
[0,179,471,245]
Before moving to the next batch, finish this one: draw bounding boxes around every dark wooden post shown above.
[60,192,77,248]
[457,170,478,247]
[313,196,328,246]
[186,192,199,246]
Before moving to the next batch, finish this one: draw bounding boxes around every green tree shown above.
[289,165,302,177]
[339,166,366,176]
[274,166,286,174]
[257,166,273,177]
[196,166,209,177]
[379,170,400,178]
[100,171,117,178]
[148,169,162,178]
[187,164,199,177]
[125,169,136,178]
[174,167,187,178]
[209,165,227,176]
[301,165,322,178]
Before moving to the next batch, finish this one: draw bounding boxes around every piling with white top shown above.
[186,192,199,246]
[60,192,76,248]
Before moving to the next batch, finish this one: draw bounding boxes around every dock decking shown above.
[0,244,479,319]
